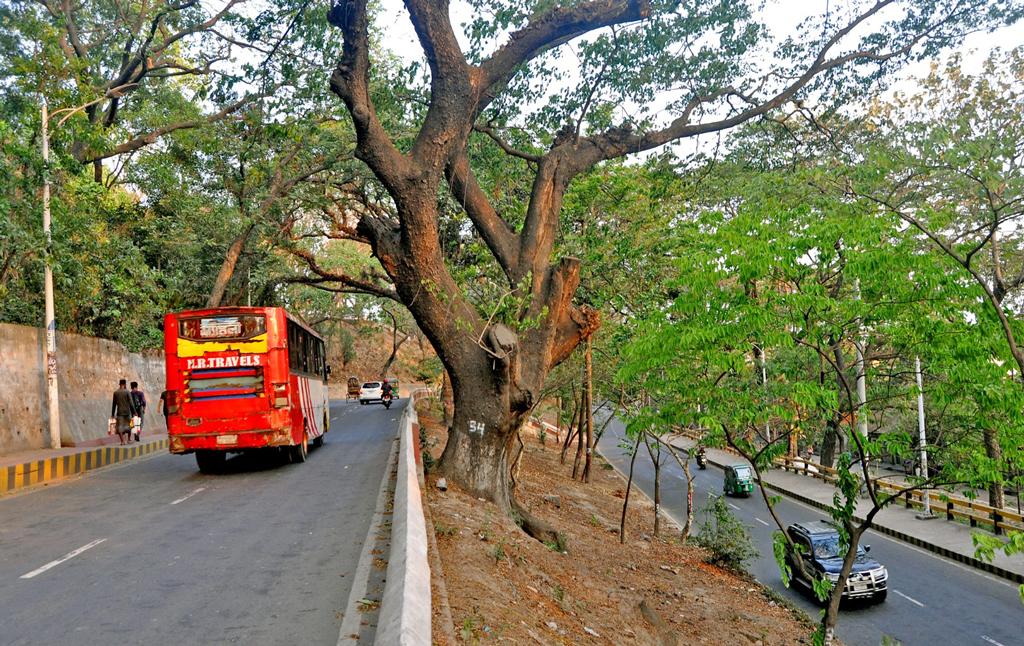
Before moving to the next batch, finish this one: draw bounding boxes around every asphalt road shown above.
[597,415,1024,646]
[0,399,403,646]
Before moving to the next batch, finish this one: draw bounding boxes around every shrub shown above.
[693,496,758,570]
[419,425,435,472]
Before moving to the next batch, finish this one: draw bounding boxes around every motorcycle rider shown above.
[696,445,707,469]
[381,378,394,401]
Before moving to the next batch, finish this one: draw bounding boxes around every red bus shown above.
[163,306,329,472]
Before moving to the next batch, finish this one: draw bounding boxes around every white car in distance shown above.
[359,381,383,405]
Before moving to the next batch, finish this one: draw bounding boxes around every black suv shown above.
[784,521,888,603]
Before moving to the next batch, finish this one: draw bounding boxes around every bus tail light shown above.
[166,390,180,414]
[273,383,289,408]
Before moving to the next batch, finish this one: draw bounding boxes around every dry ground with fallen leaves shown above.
[418,399,816,645]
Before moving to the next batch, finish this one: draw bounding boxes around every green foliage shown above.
[543,532,568,553]
[772,531,793,588]
[973,530,1024,602]
[811,574,834,604]
[488,539,507,564]
[412,356,443,384]
[693,496,758,570]
[551,584,565,604]
[419,425,436,473]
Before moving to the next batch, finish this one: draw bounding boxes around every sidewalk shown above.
[670,436,1024,585]
[0,434,168,496]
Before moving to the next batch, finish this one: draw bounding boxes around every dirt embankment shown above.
[327,328,436,399]
[418,399,814,645]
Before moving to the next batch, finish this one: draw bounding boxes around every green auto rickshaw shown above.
[723,464,755,497]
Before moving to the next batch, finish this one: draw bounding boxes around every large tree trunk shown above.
[207,224,254,307]
[435,374,526,512]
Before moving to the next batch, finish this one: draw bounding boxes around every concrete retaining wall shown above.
[0,323,165,452]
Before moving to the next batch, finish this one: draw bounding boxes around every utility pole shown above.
[915,356,934,519]
[41,102,61,449]
[854,280,868,450]
[759,346,770,442]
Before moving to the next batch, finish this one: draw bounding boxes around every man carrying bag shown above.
[110,379,138,445]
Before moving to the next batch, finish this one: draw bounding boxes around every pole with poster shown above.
[41,101,61,449]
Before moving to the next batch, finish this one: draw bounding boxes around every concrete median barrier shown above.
[374,392,431,645]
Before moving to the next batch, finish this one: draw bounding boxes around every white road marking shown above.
[20,538,107,579]
[728,502,740,510]
[170,487,206,505]
[981,636,1006,646]
[893,590,925,607]
[755,517,770,526]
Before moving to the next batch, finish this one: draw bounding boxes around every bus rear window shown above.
[179,315,266,341]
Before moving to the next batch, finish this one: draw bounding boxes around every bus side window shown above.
[319,340,326,378]
[287,323,297,371]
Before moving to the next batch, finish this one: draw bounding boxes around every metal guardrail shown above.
[592,421,1024,538]
[775,455,1024,536]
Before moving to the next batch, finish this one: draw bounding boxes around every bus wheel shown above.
[291,435,308,463]
[196,450,225,474]
[312,434,323,449]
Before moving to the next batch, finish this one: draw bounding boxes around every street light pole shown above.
[41,101,61,449]
[853,280,868,454]
[915,355,934,518]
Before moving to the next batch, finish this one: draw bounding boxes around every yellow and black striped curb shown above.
[0,439,168,495]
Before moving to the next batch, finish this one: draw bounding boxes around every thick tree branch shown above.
[77,87,277,163]
[329,0,410,188]
[286,247,399,302]
[445,153,520,281]
[479,0,651,96]
[568,0,942,172]
[402,0,476,172]
[473,123,541,163]
[516,149,574,288]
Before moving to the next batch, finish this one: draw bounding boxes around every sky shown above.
[369,1,1022,161]
[375,1,1024,105]
[377,1,1024,73]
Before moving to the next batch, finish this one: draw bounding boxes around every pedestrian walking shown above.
[159,389,170,431]
[110,379,137,446]
[130,381,147,442]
